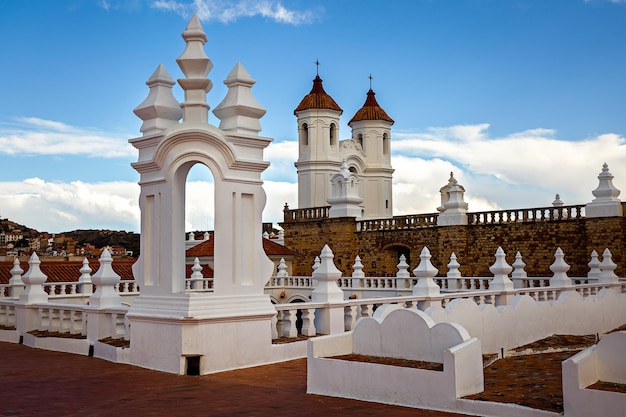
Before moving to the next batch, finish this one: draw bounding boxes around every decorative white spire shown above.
[311,245,343,302]
[552,194,564,207]
[598,248,618,283]
[549,247,571,287]
[176,14,213,123]
[89,249,122,308]
[437,172,468,226]
[412,246,440,296]
[396,254,410,279]
[133,64,182,135]
[351,255,365,278]
[489,247,514,291]
[587,163,623,217]
[20,252,49,304]
[587,250,601,279]
[213,62,266,133]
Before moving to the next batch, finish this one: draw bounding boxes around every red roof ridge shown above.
[294,75,343,114]
[349,89,394,124]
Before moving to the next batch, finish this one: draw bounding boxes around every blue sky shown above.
[1,0,625,233]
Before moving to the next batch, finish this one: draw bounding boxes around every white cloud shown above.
[0,117,134,158]
[152,0,317,24]
[2,121,624,234]
[392,125,626,211]
[0,178,140,233]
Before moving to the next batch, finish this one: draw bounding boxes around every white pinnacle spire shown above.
[133,64,182,135]
[213,62,266,133]
[176,14,213,123]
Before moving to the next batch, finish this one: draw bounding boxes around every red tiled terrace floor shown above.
[0,342,465,417]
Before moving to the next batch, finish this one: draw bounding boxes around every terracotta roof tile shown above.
[0,260,136,284]
[185,238,293,257]
[348,89,394,124]
[294,75,342,114]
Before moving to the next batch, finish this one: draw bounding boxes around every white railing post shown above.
[311,245,346,335]
[511,252,528,288]
[78,258,93,295]
[446,253,462,291]
[396,254,411,289]
[87,249,124,343]
[8,258,25,299]
[352,255,365,289]
[549,247,572,287]
[599,248,618,283]
[587,250,601,281]
[412,247,440,296]
[15,253,49,334]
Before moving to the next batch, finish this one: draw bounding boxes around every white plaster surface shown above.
[427,289,626,354]
[562,331,626,417]
[307,304,484,412]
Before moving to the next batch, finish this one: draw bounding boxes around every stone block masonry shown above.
[282,203,626,277]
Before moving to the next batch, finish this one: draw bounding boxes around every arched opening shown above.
[330,123,337,147]
[185,164,215,233]
[383,244,411,276]
[184,163,215,288]
[300,123,309,146]
[357,133,363,150]
[383,133,390,155]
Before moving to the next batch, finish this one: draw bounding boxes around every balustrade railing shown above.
[283,206,330,222]
[270,281,626,340]
[356,213,438,232]
[468,205,585,225]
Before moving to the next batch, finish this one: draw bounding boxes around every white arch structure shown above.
[126,15,278,375]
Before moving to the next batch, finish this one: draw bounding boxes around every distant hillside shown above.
[62,229,140,257]
[0,218,39,238]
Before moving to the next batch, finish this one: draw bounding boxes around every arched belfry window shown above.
[330,123,337,147]
[357,133,363,150]
[300,123,309,146]
[383,133,390,155]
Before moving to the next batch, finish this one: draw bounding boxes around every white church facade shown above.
[294,74,394,219]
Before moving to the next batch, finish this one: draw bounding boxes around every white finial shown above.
[9,258,24,285]
[552,194,564,207]
[412,247,440,296]
[213,62,266,133]
[311,245,344,303]
[20,252,49,304]
[89,248,122,308]
[489,247,514,291]
[351,255,365,278]
[447,253,462,279]
[598,248,618,283]
[312,255,320,272]
[133,64,182,135]
[587,250,601,279]
[549,247,572,287]
[191,257,204,280]
[176,13,213,123]
[587,163,623,217]
[276,258,288,278]
[512,252,527,279]
[396,254,410,279]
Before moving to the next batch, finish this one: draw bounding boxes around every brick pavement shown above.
[0,342,466,417]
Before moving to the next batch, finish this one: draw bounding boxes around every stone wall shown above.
[281,204,625,277]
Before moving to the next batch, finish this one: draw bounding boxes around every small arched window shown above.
[357,133,363,150]
[383,133,390,155]
[330,123,337,147]
[300,123,309,146]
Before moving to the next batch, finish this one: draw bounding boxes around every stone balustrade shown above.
[282,205,330,222]
[468,204,585,225]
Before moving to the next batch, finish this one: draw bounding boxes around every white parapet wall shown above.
[562,331,626,417]
[426,288,626,354]
[307,305,484,411]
